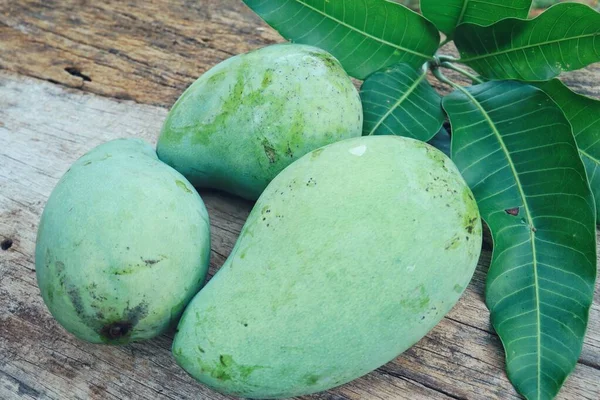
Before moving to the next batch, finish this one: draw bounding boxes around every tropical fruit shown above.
[157,43,363,200]
[36,139,211,344]
[173,136,482,398]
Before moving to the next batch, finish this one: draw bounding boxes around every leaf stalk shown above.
[440,62,485,84]
[437,54,459,63]
[431,66,462,91]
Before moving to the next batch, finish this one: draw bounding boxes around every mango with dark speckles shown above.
[35,139,211,344]
[156,43,362,200]
[172,136,482,398]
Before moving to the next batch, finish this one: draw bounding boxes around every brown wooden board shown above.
[1,1,599,399]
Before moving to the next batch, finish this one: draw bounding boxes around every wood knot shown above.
[1,238,13,250]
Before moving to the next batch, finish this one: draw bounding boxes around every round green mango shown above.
[35,139,211,344]
[156,43,362,200]
[172,136,483,398]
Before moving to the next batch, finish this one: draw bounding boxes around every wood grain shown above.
[0,0,599,399]
[0,0,280,107]
[1,72,599,400]
[1,0,599,107]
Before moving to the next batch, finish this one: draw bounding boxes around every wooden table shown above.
[1,1,599,399]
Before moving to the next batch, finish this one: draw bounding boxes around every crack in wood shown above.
[378,368,467,400]
[0,369,40,398]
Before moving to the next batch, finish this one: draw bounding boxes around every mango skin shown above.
[156,43,362,200]
[172,136,482,398]
[35,139,211,344]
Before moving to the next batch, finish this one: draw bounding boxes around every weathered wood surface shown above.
[0,1,599,399]
[2,0,599,104]
[2,71,598,400]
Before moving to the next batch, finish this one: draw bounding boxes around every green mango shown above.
[156,43,362,200]
[35,139,211,344]
[172,136,482,398]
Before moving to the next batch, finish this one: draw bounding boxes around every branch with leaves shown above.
[242,0,599,399]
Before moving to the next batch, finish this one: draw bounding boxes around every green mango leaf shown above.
[360,63,444,140]
[534,79,600,223]
[242,0,439,79]
[428,126,451,157]
[443,80,597,400]
[454,3,600,81]
[420,0,531,38]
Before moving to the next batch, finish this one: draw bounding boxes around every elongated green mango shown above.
[36,139,211,344]
[173,136,482,398]
[157,43,362,200]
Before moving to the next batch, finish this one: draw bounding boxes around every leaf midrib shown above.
[455,85,542,398]
[367,70,427,136]
[292,0,433,60]
[580,149,600,166]
[460,31,599,63]
[456,0,470,29]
